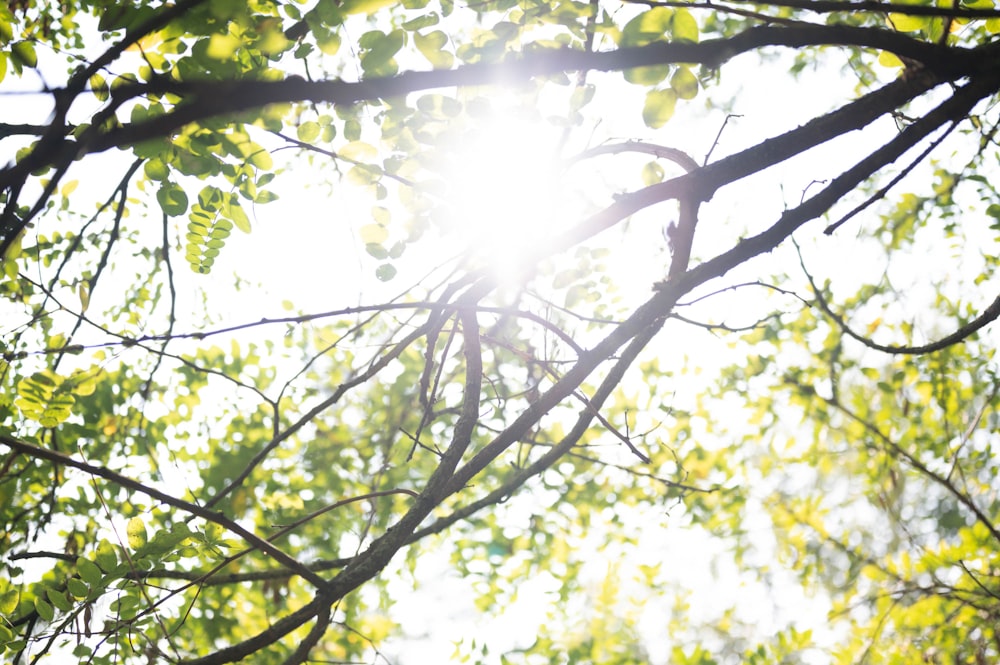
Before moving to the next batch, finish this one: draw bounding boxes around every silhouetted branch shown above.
[0,434,329,589]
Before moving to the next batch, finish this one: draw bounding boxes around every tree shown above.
[1,0,999,662]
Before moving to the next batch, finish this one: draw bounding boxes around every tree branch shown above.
[0,434,329,589]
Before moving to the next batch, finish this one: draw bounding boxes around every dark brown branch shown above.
[414,315,670,541]
[95,25,975,147]
[808,276,1000,355]
[281,603,331,665]
[0,123,51,138]
[726,0,1000,19]
[0,24,979,258]
[0,434,329,589]
[202,277,485,511]
[823,120,958,234]
[0,0,213,251]
[668,71,1000,297]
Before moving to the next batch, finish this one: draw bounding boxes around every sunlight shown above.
[437,110,566,283]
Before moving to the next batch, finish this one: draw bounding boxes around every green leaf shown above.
[670,9,699,43]
[643,88,677,128]
[224,195,251,233]
[66,578,89,599]
[624,64,671,86]
[297,121,321,142]
[46,588,72,613]
[403,13,439,30]
[90,74,109,102]
[140,523,192,558]
[206,33,242,60]
[375,263,397,281]
[76,558,102,586]
[248,148,273,171]
[878,51,903,67]
[127,516,148,550]
[414,30,454,68]
[641,161,665,186]
[670,66,699,100]
[314,27,342,55]
[95,540,117,573]
[0,12,12,44]
[144,158,169,181]
[360,29,404,76]
[889,13,929,32]
[34,597,54,622]
[0,588,18,615]
[10,41,37,68]
[621,8,673,47]
[341,0,397,15]
[157,182,189,217]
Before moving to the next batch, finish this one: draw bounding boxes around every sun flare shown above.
[438,113,566,282]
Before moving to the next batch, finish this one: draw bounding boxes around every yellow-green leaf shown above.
[249,148,273,170]
[127,516,148,550]
[206,33,242,60]
[78,282,90,313]
[360,223,388,244]
[671,9,699,43]
[414,30,453,68]
[0,588,18,615]
[643,88,677,128]
[340,141,377,161]
[889,13,928,32]
[297,121,321,143]
[878,50,903,67]
[670,66,699,100]
[621,7,673,47]
[623,64,671,86]
[641,161,665,186]
[95,540,117,573]
[11,41,37,68]
[342,0,396,15]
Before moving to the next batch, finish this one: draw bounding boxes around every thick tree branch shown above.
[669,70,1000,295]
[90,25,977,149]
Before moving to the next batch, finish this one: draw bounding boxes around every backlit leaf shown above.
[643,88,677,128]
[127,516,148,550]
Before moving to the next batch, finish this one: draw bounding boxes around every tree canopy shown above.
[1,0,999,663]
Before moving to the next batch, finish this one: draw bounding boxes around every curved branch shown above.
[808,274,1000,355]
[568,140,701,172]
[0,434,329,589]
